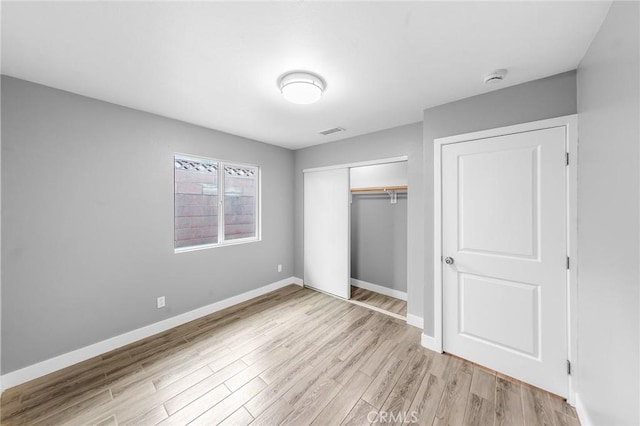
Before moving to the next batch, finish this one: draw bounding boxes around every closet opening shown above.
[349,162,408,320]
[302,157,409,321]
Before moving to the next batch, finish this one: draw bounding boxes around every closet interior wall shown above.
[350,161,408,298]
[351,192,408,294]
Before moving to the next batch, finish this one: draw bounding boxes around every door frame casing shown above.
[432,115,578,404]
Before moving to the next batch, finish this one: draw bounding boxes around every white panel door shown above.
[442,126,568,397]
[304,168,350,299]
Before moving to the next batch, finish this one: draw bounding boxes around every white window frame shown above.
[174,153,261,253]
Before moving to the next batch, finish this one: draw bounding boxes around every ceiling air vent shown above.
[319,127,345,136]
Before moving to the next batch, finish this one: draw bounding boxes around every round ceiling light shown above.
[279,72,325,105]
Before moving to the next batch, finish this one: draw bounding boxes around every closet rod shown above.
[350,185,408,193]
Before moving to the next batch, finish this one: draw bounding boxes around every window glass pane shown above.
[224,164,258,241]
[174,156,219,248]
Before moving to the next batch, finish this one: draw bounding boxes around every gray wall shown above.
[422,71,577,335]
[0,73,3,389]
[294,123,423,320]
[576,2,639,424]
[1,76,295,373]
[351,194,407,292]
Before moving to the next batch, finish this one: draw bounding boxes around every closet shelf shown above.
[351,186,407,204]
[350,185,407,193]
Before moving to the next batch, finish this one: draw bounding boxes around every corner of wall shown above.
[405,314,423,329]
[420,333,441,353]
[575,393,593,426]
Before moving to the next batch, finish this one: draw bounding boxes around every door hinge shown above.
[567,360,571,375]
[566,152,570,166]
[566,256,570,269]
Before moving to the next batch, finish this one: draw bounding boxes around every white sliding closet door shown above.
[303,168,350,299]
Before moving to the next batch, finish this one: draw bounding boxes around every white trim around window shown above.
[174,153,261,253]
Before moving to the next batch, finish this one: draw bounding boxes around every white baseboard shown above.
[291,276,304,286]
[575,393,593,426]
[421,333,442,353]
[406,314,423,329]
[350,278,407,301]
[1,277,300,391]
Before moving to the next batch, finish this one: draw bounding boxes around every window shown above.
[174,154,259,251]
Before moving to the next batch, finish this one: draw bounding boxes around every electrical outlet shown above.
[278,264,282,272]
[157,296,166,309]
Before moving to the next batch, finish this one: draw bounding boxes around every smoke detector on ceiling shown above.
[483,69,508,84]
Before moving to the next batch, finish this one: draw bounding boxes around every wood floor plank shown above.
[408,372,446,426]
[284,355,343,403]
[428,351,456,381]
[1,285,578,426]
[240,331,294,366]
[312,309,374,351]
[522,384,556,426]
[245,357,318,416]
[32,389,112,426]
[152,362,214,391]
[495,376,524,426]
[188,377,267,426]
[548,394,579,419]
[92,414,118,426]
[311,370,373,426]
[163,359,247,415]
[470,367,496,403]
[360,336,420,408]
[463,393,495,426]
[280,377,342,426]
[378,352,431,426]
[157,383,230,425]
[433,361,473,426]
[553,410,581,426]
[330,331,382,386]
[219,407,254,426]
[256,341,319,385]
[112,348,206,397]
[122,404,168,426]
[350,286,407,317]
[15,366,108,421]
[226,346,292,392]
[358,339,396,378]
[111,380,157,405]
[341,398,376,426]
[110,363,223,424]
[247,398,294,426]
[207,335,272,372]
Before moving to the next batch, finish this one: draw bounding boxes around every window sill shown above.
[174,237,261,254]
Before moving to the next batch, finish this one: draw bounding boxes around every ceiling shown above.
[1,1,611,150]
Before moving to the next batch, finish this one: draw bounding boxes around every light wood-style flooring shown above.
[349,286,407,317]
[1,285,579,426]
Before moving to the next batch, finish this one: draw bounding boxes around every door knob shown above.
[444,257,455,265]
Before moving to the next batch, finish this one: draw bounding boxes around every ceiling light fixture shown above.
[279,72,325,105]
